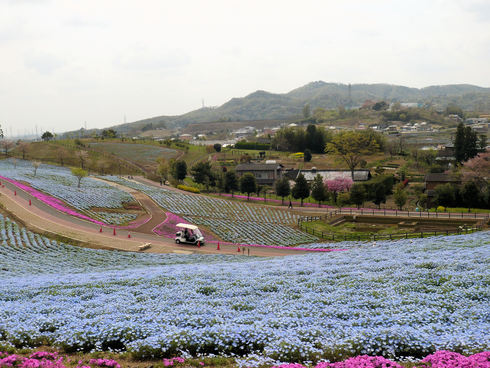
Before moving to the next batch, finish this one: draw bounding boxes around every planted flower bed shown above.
[103,177,317,245]
[0,160,135,226]
[0,214,488,364]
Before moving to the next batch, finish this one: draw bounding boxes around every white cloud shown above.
[0,0,488,133]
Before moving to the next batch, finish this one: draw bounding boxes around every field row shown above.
[103,177,317,245]
[0,214,488,363]
[0,160,135,225]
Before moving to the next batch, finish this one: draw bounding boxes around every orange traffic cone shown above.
[128,233,131,238]
[217,242,220,250]
[198,241,201,248]
[29,199,31,206]
[237,245,241,252]
[99,227,103,233]
[113,228,116,236]
[14,190,16,196]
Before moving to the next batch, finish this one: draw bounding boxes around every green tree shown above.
[446,103,463,117]
[191,161,215,190]
[393,184,408,210]
[479,135,487,152]
[171,160,187,182]
[303,148,312,162]
[213,143,222,152]
[101,129,117,139]
[71,167,88,188]
[240,173,257,200]
[350,184,366,209]
[310,174,327,207]
[326,130,380,179]
[372,182,387,209]
[454,123,466,163]
[303,103,311,119]
[461,181,480,212]
[434,183,456,208]
[41,131,54,141]
[455,123,479,163]
[156,158,170,183]
[464,126,478,161]
[275,176,290,205]
[224,171,239,197]
[292,173,310,206]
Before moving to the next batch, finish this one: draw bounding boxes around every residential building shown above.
[235,163,283,185]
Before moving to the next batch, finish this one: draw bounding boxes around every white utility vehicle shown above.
[175,223,205,246]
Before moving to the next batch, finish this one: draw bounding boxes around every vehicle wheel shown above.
[176,239,180,244]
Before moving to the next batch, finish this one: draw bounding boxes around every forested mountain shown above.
[111,82,490,134]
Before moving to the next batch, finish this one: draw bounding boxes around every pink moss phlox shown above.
[0,175,149,229]
[87,358,121,368]
[29,352,58,361]
[271,364,307,368]
[316,355,402,368]
[162,357,185,366]
[0,176,105,226]
[422,350,490,368]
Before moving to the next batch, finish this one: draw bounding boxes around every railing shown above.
[298,223,483,242]
[298,209,490,225]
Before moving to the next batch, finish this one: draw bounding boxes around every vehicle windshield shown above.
[194,228,203,238]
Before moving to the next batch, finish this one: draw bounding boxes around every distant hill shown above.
[109,82,490,135]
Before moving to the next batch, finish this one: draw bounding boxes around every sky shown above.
[0,0,489,136]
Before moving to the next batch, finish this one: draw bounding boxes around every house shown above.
[290,168,371,183]
[179,134,193,141]
[424,173,461,191]
[465,118,488,125]
[235,163,283,185]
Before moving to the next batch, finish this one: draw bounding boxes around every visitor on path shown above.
[288,200,293,209]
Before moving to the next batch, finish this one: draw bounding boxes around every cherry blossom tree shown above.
[325,177,353,203]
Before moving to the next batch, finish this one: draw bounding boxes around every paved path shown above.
[0,179,330,257]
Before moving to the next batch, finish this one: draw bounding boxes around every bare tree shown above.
[18,141,29,160]
[97,159,111,175]
[0,140,14,157]
[56,147,68,166]
[76,150,89,169]
[32,161,41,176]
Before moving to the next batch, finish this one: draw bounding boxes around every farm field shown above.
[0,159,141,226]
[88,142,178,167]
[0,214,488,366]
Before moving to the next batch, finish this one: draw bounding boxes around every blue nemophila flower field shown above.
[103,176,318,245]
[0,215,488,363]
[0,159,134,225]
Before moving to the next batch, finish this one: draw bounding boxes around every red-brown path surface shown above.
[0,178,333,257]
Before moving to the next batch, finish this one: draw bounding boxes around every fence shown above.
[298,222,483,242]
[298,208,490,225]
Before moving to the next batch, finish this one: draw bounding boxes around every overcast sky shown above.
[0,0,489,136]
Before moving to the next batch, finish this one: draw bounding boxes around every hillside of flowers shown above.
[0,159,136,225]
[0,213,488,365]
[103,176,318,245]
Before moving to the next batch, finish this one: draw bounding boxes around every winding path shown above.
[0,178,338,257]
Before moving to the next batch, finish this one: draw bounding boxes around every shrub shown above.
[177,185,200,193]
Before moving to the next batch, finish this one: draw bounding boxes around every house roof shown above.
[235,163,282,171]
[299,169,371,182]
[424,173,461,182]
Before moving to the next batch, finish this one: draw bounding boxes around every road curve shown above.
[0,178,337,257]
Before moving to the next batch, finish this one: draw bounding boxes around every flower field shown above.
[103,177,318,245]
[0,213,488,365]
[0,160,136,225]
